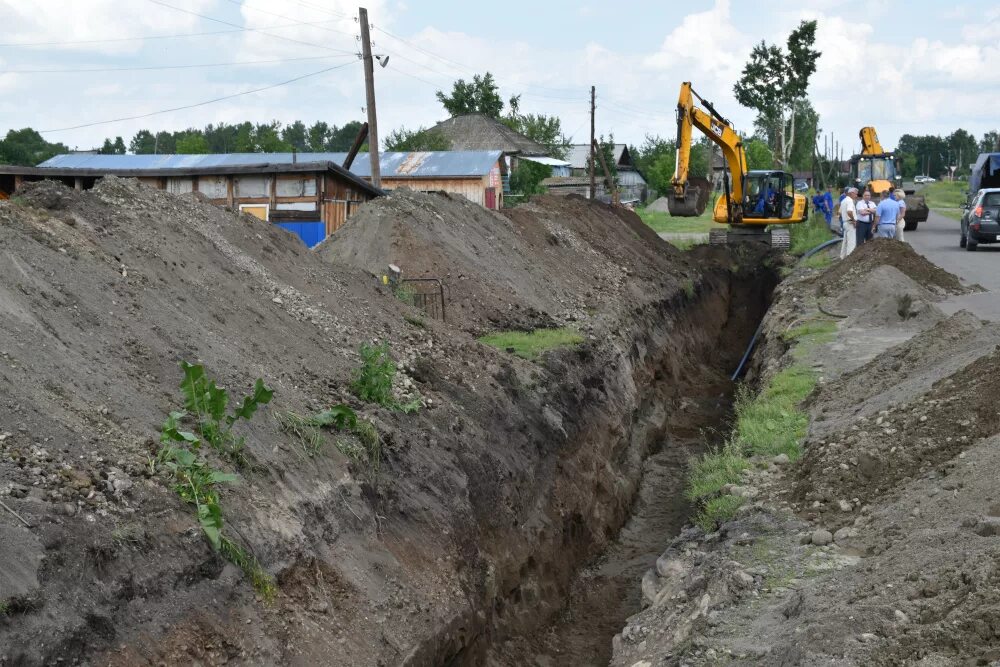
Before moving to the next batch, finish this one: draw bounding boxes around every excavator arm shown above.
[859,126,884,155]
[668,82,748,217]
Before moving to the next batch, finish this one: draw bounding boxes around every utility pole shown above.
[359,7,381,189]
[589,86,596,201]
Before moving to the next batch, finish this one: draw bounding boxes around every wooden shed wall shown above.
[381,177,485,207]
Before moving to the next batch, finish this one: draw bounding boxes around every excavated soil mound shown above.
[818,238,970,297]
[813,310,1000,421]
[319,191,683,333]
[794,345,1000,518]
[0,178,759,666]
[833,265,944,329]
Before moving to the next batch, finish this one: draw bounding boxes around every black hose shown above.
[729,235,841,381]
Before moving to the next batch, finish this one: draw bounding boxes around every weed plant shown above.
[157,363,275,598]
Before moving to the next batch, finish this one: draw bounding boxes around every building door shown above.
[485,187,496,210]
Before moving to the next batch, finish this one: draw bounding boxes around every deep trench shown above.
[414,255,779,667]
[511,263,777,666]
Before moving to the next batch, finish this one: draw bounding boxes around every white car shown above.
[914,175,937,184]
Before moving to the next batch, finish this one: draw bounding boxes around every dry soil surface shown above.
[0,180,775,666]
[611,240,1000,666]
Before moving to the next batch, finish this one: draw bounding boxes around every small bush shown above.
[352,342,396,407]
[479,328,584,360]
[695,494,745,533]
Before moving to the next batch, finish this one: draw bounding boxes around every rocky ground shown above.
[611,239,1000,666]
[0,180,779,666]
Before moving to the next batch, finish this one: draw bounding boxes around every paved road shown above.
[907,210,1000,320]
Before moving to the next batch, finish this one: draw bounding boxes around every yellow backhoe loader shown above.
[666,82,808,248]
[850,126,928,230]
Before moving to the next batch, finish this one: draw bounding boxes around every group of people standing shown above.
[812,186,906,258]
[837,187,906,257]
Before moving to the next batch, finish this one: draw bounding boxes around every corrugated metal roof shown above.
[38,150,503,178]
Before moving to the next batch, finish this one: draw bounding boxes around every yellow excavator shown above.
[850,126,928,230]
[667,82,808,248]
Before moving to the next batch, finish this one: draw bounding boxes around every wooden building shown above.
[0,160,382,247]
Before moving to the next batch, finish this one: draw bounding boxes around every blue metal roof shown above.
[38,150,502,178]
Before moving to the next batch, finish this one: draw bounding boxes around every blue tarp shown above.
[274,221,325,248]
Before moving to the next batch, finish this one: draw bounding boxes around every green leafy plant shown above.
[351,343,396,407]
[178,361,274,465]
[393,283,417,306]
[350,342,423,413]
[157,365,276,598]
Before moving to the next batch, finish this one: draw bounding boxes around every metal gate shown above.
[400,278,447,322]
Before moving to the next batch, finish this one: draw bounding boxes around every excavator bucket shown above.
[666,177,712,217]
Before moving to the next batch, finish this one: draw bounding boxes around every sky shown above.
[1,0,998,158]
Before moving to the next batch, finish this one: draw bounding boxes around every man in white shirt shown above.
[854,189,877,247]
[840,187,859,258]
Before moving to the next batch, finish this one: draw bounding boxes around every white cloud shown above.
[0,0,215,54]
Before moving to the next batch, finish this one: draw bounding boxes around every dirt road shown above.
[908,209,1000,320]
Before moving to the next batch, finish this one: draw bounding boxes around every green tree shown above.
[503,111,570,159]
[509,160,551,197]
[436,72,504,118]
[980,131,999,153]
[946,128,978,174]
[383,126,451,151]
[0,128,68,165]
[281,120,308,152]
[154,131,176,154]
[176,132,210,154]
[328,121,365,151]
[130,130,156,154]
[203,123,239,153]
[744,138,773,170]
[99,136,126,155]
[734,20,821,168]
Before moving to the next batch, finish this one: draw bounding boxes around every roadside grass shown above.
[687,364,818,531]
[923,180,969,209]
[637,207,716,234]
[789,216,836,256]
[479,327,584,360]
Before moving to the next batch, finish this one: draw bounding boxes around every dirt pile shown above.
[817,238,971,296]
[795,344,1000,517]
[0,178,769,665]
[319,191,683,334]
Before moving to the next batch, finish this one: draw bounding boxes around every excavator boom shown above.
[859,126,884,155]
[668,82,747,218]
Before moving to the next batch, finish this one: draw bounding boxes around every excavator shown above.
[849,126,928,230]
[666,82,808,247]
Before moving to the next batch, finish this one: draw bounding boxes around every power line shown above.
[3,54,354,75]
[0,18,343,48]
[40,61,359,133]
[145,0,352,53]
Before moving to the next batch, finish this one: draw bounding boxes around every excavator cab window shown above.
[872,158,894,181]
[744,173,785,219]
[858,160,873,183]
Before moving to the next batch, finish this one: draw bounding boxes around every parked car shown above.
[960,188,1000,251]
[794,179,809,192]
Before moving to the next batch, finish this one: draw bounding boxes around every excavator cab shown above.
[742,171,795,220]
